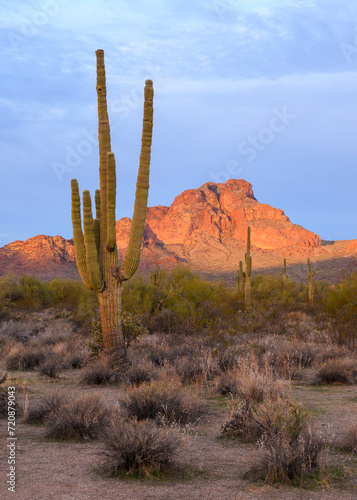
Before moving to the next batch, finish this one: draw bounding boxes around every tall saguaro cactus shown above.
[307,258,315,306]
[245,226,252,310]
[71,50,154,363]
[283,258,287,282]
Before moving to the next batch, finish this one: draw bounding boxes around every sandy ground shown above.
[1,369,357,500]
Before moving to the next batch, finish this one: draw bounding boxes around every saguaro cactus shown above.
[245,226,252,310]
[307,258,315,306]
[71,50,154,363]
[283,258,287,282]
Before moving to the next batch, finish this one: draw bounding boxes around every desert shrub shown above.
[45,393,110,441]
[258,337,323,379]
[313,357,357,385]
[217,365,289,403]
[27,391,69,424]
[222,397,300,442]
[33,321,74,347]
[124,359,159,386]
[245,404,324,483]
[121,378,202,424]
[222,397,324,482]
[214,345,241,372]
[140,336,171,367]
[0,320,33,343]
[65,349,89,369]
[101,417,181,475]
[338,424,357,453]
[5,345,50,371]
[175,350,220,382]
[221,398,261,441]
[37,353,65,378]
[80,357,119,385]
[17,275,54,309]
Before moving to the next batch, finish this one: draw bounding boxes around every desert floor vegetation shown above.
[0,270,357,498]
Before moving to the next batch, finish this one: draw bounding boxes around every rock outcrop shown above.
[1,179,355,283]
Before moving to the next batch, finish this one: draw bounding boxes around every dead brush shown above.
[245,404,325,483]
[80,357,120,385]
[45,393,111,441]
[312,357,357,385]
[27,391,69,424]
[37,353,66,379]
[338,424,357,453]
[101,416,182,476]
[124,358,159,386]
[174,346,221,382]
[258,337,322,379]
[5,344,51,371]
[120,376,202,425]
[217,363,289,403]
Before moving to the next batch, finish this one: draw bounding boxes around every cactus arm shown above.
[94,189,101,258]
[95,189,101,219]
[96,49,111,256]
[106,152,117,251]
[82,190,104,291]
[118,79,154,281]
[71,179,91,289]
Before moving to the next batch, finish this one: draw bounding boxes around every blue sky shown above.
[1,0,357,247]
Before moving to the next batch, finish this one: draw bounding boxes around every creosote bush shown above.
[45,393,110,441]
[101,417,182,475]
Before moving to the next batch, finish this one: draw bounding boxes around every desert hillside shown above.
[0,179,356,283]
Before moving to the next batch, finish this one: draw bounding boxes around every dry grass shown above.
[313,357,357,385]
[120,376,202,424]
[216,358,290,402]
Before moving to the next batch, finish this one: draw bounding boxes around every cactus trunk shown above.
[70,50,154,362]
[283,258,287,282]
[244,226,252,311]
[308,258,315,306]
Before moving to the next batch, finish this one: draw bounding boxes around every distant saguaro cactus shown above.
[245,226,252,310]
[71,50,154,364]
[150,262,162,286]
[283,258,287,282]
[307,258,315,306]
[236,260,245,293]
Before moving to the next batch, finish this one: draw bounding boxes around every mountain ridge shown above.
[0,179,356,283]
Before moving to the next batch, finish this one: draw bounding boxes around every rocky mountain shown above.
[0,179,356,283]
